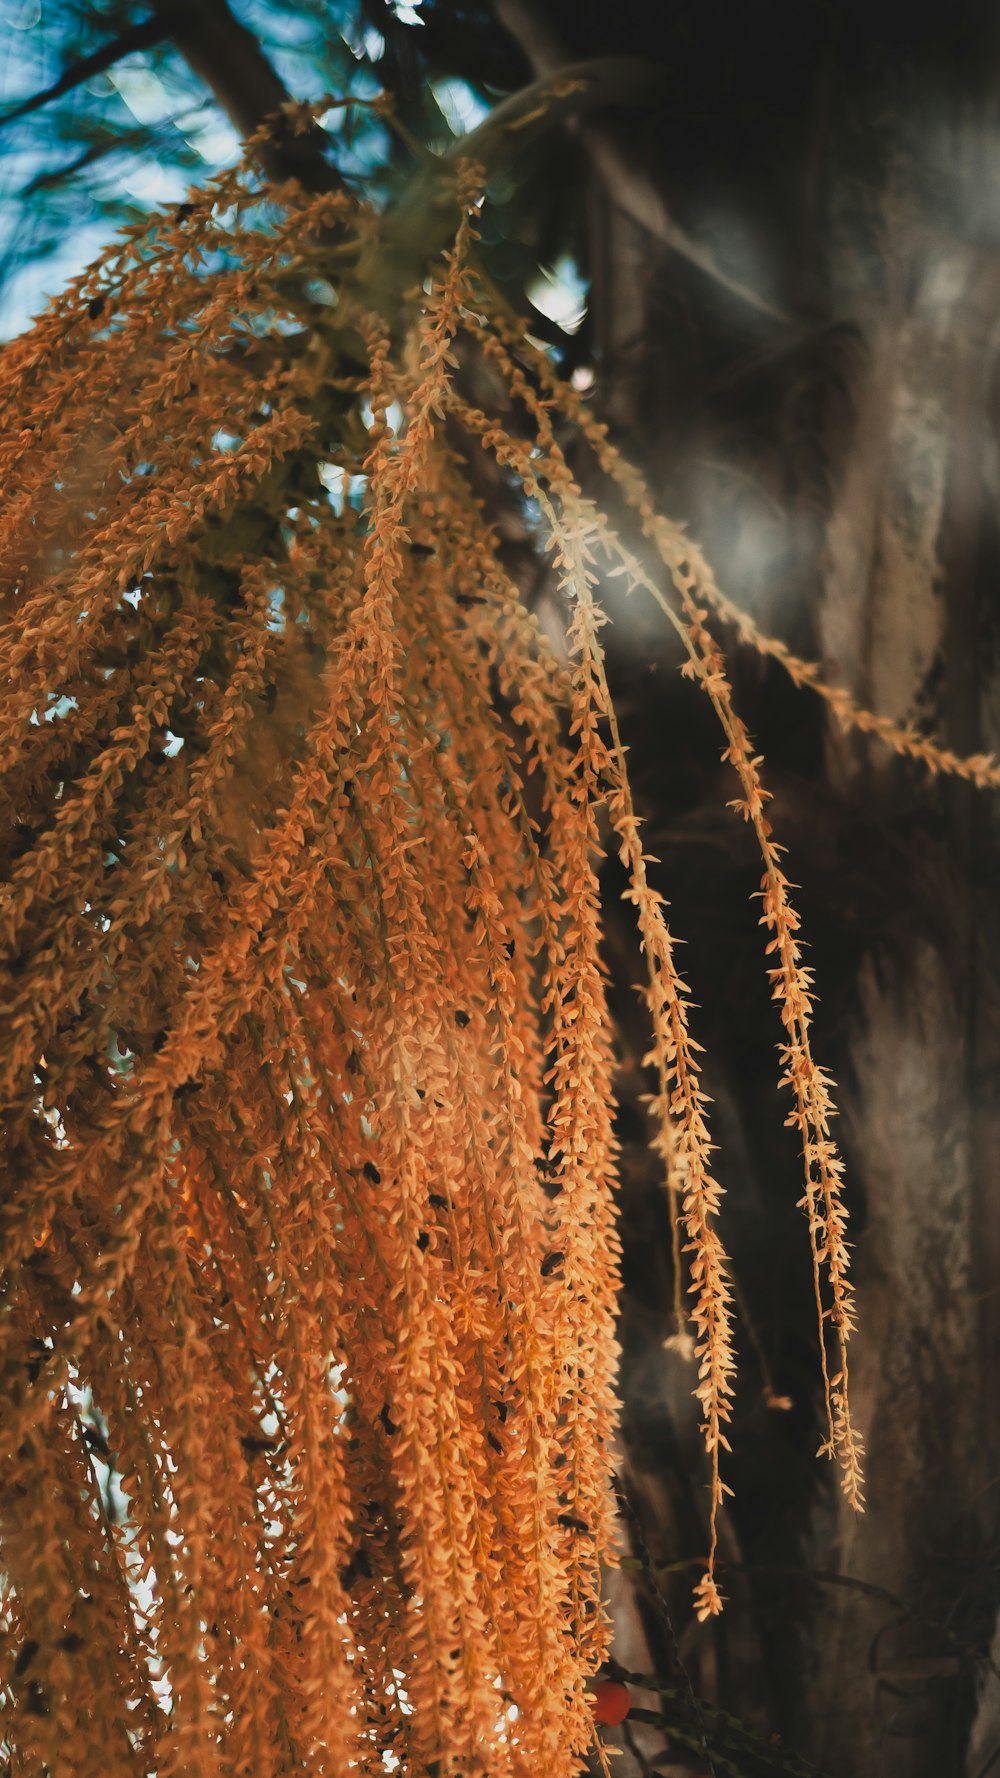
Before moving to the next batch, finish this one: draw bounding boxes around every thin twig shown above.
[492,0,795,325]
[621,1554,1000,1686]
[612,1472,719,1778]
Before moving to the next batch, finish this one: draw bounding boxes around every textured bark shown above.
[802,142,1000,1775]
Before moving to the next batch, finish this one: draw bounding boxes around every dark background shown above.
[5,4,1000,1771]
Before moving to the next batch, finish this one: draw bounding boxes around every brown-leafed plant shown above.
[2,96,998,1778]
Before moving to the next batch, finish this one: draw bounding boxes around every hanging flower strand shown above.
[27,102,1000,1776]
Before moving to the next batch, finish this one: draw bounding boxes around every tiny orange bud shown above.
[590,1679,631,1726]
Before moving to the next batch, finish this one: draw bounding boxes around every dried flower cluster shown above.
[2,117,996,1776]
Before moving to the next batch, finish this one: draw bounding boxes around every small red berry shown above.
[590,1679,631,1726]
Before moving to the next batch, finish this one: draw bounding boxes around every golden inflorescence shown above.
[1,115,994,1776]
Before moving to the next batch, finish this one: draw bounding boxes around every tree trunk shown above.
[488,12,1000,1772]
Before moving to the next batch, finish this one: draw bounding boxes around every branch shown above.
[0,17,168,127]
[1,1,342,196]
[150,0,342,191]
[26,125,167,197]
[354,57,657,311]
[493,0,794,326]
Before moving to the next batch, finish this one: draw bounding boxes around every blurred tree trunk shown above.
[607,63,1000,1778]
[803,142,1000,1776]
